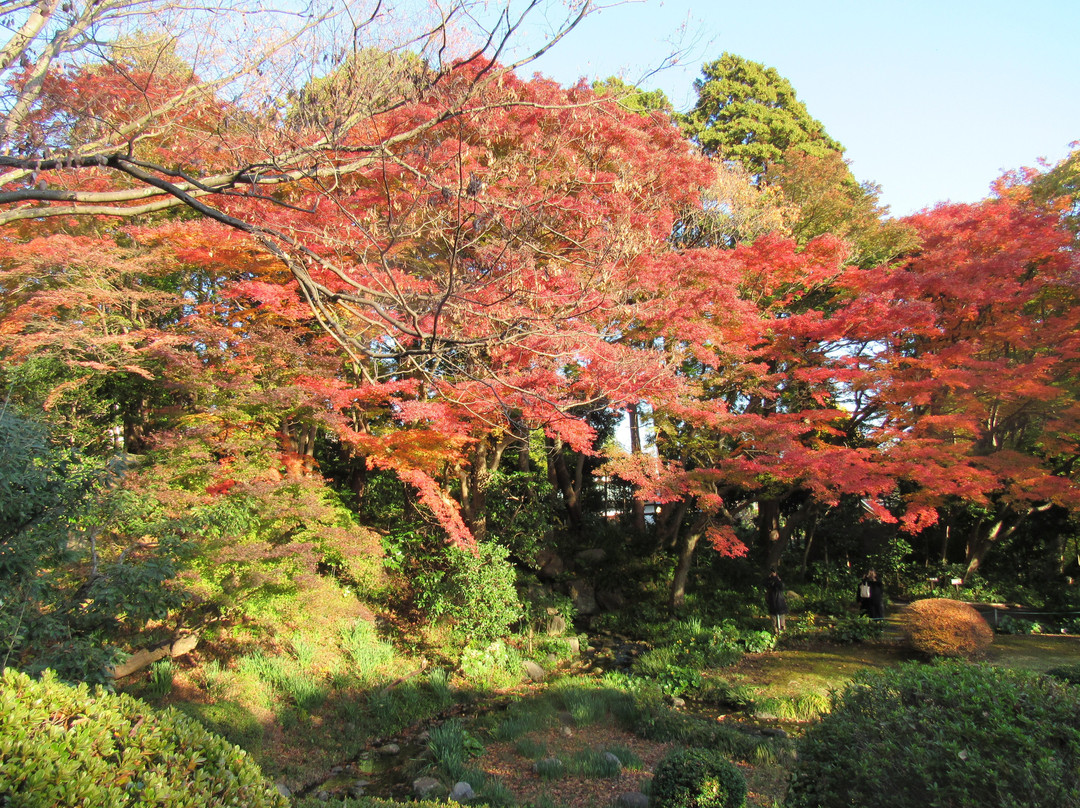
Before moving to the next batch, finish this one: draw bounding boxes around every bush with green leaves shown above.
[651,747,746,808]
[786,661,1080,808]
[413,541,523,643]
[0,667,286,807]
[995,614,1045,635]
[828,614,884,643]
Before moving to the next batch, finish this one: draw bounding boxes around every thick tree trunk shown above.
[547,436,583,530]
[760,498,784,570]
[670,529,701,609]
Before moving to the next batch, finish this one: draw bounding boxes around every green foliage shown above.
[0,410,184,684]
[0,667,286,807]
[427,718,483,783]
[494,698,556,741]
[413,541,523,643]
[1045,664,1080,686]
[459,640,522,690]
[633,618,775,695]
[681,52,841,175]
[651,747,747,808]
[566,747,623,778]
[145,658,174,699]
[339,620,396,682]
[828,614,885,643]
[996,614,1045,635]
[787,661,1080,808]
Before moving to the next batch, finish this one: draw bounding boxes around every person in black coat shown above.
[765,569,788,634]
[859,569,886,619]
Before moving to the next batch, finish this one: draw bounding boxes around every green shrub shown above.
[828,614,884,644]
[651,747,746,808]
[0,667,285,807]
[996,614,1044,635]
[1046,663,1080,686]
[786,661,1080,808]
[902,598,993,658]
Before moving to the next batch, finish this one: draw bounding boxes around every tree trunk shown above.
[628,404,647,533]
[670,527,702,609]
[547,436,583,530]
[760,498,784,570]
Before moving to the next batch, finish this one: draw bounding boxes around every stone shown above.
[596,587,627,611]
[377,742,400,756]
[275,783,291,799]
[604,751,623,770]
[413,777,446,800]
[522,660,547,682]
[544,612,567,636]
[565,636,581,656]
[316,791,329,802]
[616,791,650,808]
[575,547,607,565]
[670,696,686,709]
[760,727,789,739]
[565,579,597,615]
[450,781,476,802]
[535,549,565,579]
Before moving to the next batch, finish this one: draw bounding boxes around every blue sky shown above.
[511,0,1080,217]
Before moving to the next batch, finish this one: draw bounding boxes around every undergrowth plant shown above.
[787,661,1080,808]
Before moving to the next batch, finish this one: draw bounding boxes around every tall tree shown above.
[681,52,842,176]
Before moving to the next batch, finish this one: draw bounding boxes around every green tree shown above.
[766,148,918,268]
[593,76,674,116]
[681,53,842,176]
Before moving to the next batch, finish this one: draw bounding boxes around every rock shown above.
[416,730,431,743]
[533,756,565,775]
[616,791,650,808]
[596,587,627,611]
[575,547,607,565]
[377,742,400,756]
[670,696,686,709]
[535,549,565,579]
[413,776,446,800]
[330,766,344,775]
[316,791,329,802]
[760,727,789,739]
[604,751,623,771]
[560,725,573,737]
[275,783,291,799]
[566,579,597,615]
[349,782,367,798]
[450,781,476,802]
[523,660,547,682]
[544,612,567,636]
[565,636,581,656]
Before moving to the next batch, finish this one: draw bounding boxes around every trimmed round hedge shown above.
[0,667,286,808]
[901,598,993,658]
[786,661,1080,808]
[651,747,746,808]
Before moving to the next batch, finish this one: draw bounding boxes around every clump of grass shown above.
[199,659,229,699]
[568,748,623,778]
[495,700,556,740]
[339,619,396,681]
[605,744,643,770]
[514,737,548,759]
[428,718,483,783]
[146,658,174,699]
[533,757,565,780]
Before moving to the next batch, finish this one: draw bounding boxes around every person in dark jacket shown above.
[765,569,788,634]
[859,569,886,619]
